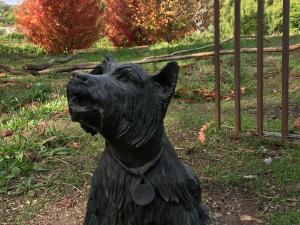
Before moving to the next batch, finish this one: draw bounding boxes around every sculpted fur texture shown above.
[67,56,207,225]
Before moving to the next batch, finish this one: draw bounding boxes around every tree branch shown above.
[144,35,272,60]
[24,55,74,71]
[34,43,300,75]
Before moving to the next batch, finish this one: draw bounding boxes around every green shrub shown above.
[290,2,300,33]
[295,92,300,106]
[4,33,26,42]
[0,43,43,56]
[0,28,6,36]
[220,0,300,36]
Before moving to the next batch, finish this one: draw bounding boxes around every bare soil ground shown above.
[28,193,87,225]
[23,184,262,225]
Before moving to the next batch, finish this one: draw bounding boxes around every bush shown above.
[103,0,202,47]
[0,28,5,36]
[15,0,105,53]
[220,0,300,36]
[3,33,25,42]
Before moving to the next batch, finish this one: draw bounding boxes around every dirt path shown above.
[27,184,263,225]
[28,193,87,225]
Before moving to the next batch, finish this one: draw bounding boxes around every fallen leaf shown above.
[37,120,48,135]
[198,123,210,143]
[293,117,300,129]
[193,88,215,101]
[223,87,247,101]
[174,87,188,98]
[178,98,194,103]
[50,93,60,99]
[24,151,41,162]
[240,215,255,221]
[57,198,76,208]
[64,107,69,114]
[26,83,33,89]
[223,96,232,101]
[0,129,13,137]
[25,101,38,109]
[240,87,247,95]
[68,141,81,149]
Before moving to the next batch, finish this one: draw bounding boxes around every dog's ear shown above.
[102,55,118,73]
[151,61,179,110]
[90,64,104,75]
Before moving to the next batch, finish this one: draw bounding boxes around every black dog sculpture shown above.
[67,57,207,225]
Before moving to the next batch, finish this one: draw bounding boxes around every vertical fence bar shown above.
[234,0,241,134]
[214,0,221,129]
[257,0,264,137]
[282,0,290,140]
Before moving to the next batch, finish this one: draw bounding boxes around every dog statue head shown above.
[67,57,179,149]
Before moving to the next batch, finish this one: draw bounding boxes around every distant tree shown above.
[15,0,104,53]
[192,0,214,31]
[0,1,15,26]
[103,0,201,47]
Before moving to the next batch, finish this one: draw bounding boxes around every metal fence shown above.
[213,0,292,140]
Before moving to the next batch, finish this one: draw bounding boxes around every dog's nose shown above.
[72,71,89,82]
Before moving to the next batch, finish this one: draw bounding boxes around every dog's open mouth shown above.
[68,92,100,122]
[68,93,102,135]
[68,93,96,113]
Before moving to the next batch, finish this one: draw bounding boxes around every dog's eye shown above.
[117,74,141,86]
[118,75,129,83]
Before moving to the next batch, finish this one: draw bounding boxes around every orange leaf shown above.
[193,88,215,101]
[198,123,210,143]
[68,141,81,149]
[25,101,38,109]
[64,107,69,114]
[37,120,48,135]
[240,87,247,95]
[294,117,300,129]
[26,83,33,89]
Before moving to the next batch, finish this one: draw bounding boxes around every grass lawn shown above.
[0,33,299,225]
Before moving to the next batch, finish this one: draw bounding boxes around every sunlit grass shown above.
[0,33,299,224]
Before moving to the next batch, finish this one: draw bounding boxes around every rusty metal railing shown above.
[214,0,221,129]
[282,0,290,140]
[257,0,264,138]
[214,0,291,140]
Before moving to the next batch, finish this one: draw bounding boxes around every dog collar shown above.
[107,146,163,206]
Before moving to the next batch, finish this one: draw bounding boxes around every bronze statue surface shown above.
[67,56,208,225]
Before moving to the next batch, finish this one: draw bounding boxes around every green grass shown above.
[268,211,300,225]
[0,33,300,224]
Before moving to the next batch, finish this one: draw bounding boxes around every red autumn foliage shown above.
[15,0,104,53]
[103,0,199,47]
